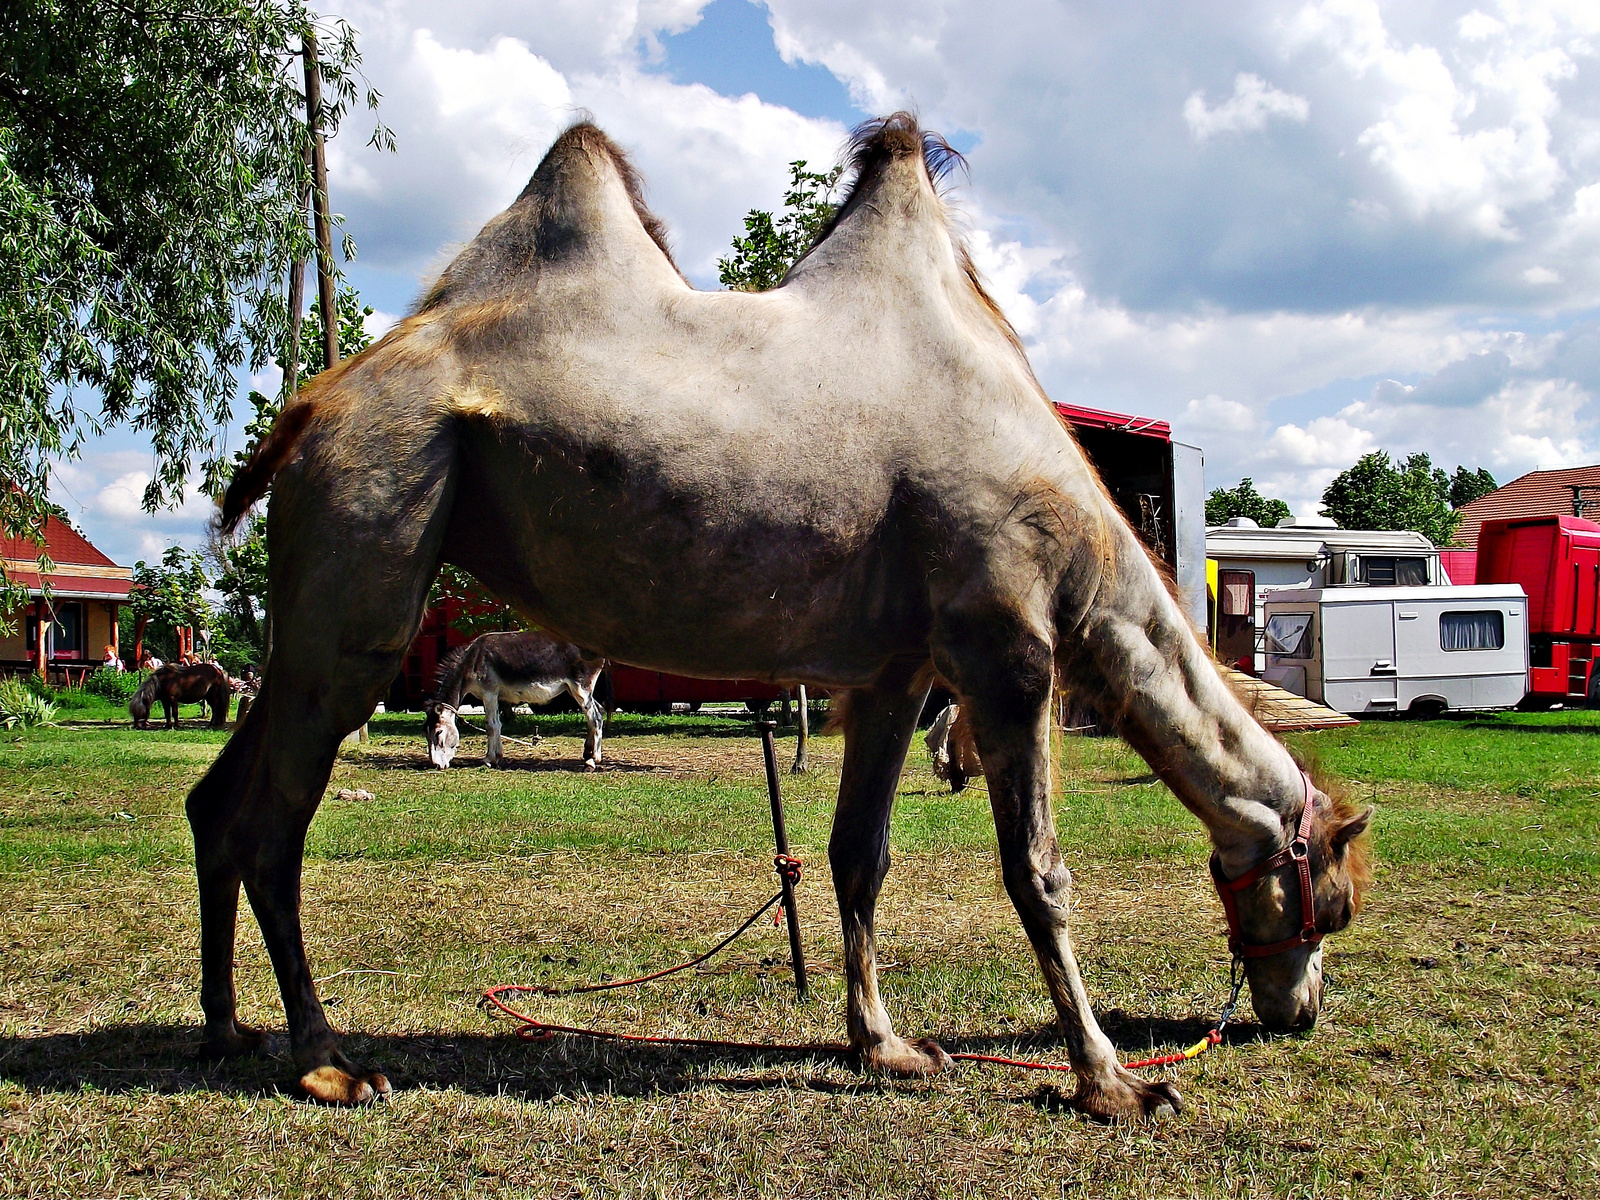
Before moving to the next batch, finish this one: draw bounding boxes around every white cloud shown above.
[1265,416,1377,468]
[324,17,844,283]
[1184,73,1309,141]
[364,308,401,340]
[1286,0,1590,239]
[52,0,1600,566]
[93,472,154,522]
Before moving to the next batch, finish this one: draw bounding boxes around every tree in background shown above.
[1206,478,1292,527]
[208,287,375,664]
[429,565,523,639]
[1320,452,1461,545]
[128,547,213,666]
[211,513,269,659]
[1449,465,1498,509]
[718,161,844,291]
[0,1,387,563]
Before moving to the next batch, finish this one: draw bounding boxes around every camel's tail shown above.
[219,399,318,535]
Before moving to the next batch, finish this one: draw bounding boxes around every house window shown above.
[1441,610,1504,651]
[53,603,84,657]
[1265,612,1314,659]
[24,602,84,657]
[1364,556,1428,586]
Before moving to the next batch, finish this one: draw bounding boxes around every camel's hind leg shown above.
[828,669,949,1075]
[937,610,1181,1121]
[187,493,449,1104]
[188,697,271,1059]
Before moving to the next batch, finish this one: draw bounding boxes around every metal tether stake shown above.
[758,720,808,999]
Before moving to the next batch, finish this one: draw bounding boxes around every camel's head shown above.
[425,702,460,769]
[1228,780,1373,1033]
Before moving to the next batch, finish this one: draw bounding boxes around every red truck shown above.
[1476,514,1600,706]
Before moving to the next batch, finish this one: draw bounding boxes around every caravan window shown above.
[1219,570,1253,616]
[1265,613,1314,658]
[1364,556,1428,586]
[1440,610,1504,651]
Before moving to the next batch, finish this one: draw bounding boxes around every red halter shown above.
[1209,772,1323,959]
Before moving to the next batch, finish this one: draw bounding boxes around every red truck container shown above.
[604,666,784,714]
[1476,514,1600,705]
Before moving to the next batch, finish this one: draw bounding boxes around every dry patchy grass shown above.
[1,709,1597,1197]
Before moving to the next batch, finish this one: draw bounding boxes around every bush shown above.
[0,677,58,728]
[84,665,143,702]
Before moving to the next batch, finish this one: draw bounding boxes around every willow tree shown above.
[0,1,388,554]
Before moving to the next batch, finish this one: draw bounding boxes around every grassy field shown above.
[1,701,1596,1198]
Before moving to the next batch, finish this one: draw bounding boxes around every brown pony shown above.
[130,664,234,730]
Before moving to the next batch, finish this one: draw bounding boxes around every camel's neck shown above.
[1062,517,1305,875]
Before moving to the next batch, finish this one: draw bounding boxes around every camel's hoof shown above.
[1071,1070,1182,1123]
[200,1020,271,1060]
[299,1064,391,1105]
[862,1036,953,1077]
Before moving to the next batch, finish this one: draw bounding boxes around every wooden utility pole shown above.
[283,207,306,399]
[303,33,338,375]
[302,32,365,740]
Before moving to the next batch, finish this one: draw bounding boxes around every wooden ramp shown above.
[1219,667,1358,732]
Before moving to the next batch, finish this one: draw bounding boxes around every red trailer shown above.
[1476,514,1600,705]
[605,666,784,714]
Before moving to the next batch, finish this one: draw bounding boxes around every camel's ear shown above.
[1333,806,1374,850]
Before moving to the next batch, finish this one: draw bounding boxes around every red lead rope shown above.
[482,853,1246,1076]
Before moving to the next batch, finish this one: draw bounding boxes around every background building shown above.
[0,516,132,680]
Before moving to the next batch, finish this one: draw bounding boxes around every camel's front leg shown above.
[829,678,950,1075]
[483,693,503,767]
[967,685,1182,1121]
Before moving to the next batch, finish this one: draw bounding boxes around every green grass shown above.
[1,706,1597,1197]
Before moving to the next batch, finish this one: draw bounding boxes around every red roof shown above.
[1454,464,1600,549]
[1,514,131,600]
[0,514,120,569]
[1055,402,1172,440]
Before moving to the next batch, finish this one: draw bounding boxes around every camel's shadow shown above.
[0,1015,1271,1104]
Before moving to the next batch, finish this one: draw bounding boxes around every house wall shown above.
[0,600,119,668]
[85,603,116,660]
[0,612,26,663]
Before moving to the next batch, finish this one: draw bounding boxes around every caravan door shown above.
[1321,599,1399,713]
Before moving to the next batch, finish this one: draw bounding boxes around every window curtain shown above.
[1396,558,1429,586]
[1440,610,1503,651]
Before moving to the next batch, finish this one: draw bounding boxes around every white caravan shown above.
[1261,585,1529,716]
[1207,514,1453,674]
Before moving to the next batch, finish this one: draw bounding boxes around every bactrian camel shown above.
[197,114,1372,1119]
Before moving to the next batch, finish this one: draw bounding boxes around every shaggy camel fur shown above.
[192,114,1372,1118]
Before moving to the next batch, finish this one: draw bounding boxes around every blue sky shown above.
[51,0,1600,565]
